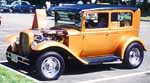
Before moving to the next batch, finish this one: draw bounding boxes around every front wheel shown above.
[123,42,144,69]
[36,51,65,80]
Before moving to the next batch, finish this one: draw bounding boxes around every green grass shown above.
[0,65,36,83]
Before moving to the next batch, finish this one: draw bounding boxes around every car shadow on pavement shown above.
[0,62,129,81]
[63,63,131,75]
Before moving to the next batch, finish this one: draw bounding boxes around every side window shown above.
[22,2,28,5]
[85,13,108,29]
[111,12,132,28]
[12,2,19,5]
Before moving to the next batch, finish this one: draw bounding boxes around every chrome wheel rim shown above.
[41,56,61,78]
[129,48,141,66]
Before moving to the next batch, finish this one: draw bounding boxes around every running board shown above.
[83,56,121,65]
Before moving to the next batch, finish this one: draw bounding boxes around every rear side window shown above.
[111,12,132,27]
[22,2,28,5]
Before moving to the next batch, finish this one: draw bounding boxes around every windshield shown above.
[55,11,81,28]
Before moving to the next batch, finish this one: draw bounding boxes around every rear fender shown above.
[32,41,88,64]
[117,37,146,60]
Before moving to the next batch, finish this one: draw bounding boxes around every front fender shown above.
[4,34,18,43]
[32,41,88,64]
[118,36,146,60]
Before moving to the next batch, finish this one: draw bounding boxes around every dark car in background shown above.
[50,0,95,4]
[47,0,81,16]
[0,0,10,12]
[47,0,96,16]
[10,1,36,13]
[51,0,80,4]
[0,5,10,12]
[0,1,36,13]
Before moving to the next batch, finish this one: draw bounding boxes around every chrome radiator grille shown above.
[19,32,30,56]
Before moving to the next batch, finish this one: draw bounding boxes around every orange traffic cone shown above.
[32,9,47,30]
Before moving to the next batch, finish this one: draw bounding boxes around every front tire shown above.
[123,42,144,69]
[36,51,65,80]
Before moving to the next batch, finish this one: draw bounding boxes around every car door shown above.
[21,2,28,11]
[109,11,134,53]
[81,12,112,57]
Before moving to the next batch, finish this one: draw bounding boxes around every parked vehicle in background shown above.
[50,0,96,4]
[0,5,9,12]
[47,4,75,16]
[0,0,10,12]
[47,1,79,16]
[51,0,81,5]
[47,0,96,16]
[0,1,36,13]
[9,1,36,13]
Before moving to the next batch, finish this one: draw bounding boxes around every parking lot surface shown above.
[0,13,150,83]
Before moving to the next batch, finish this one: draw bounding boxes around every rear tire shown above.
[123,42,144,69]
[36,51,65,80]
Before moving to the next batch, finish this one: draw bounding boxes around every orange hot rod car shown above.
[5,4,146,80]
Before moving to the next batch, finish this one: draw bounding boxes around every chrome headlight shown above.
[31,41,38,48]
[34,35,44,42]
[31,34,45,48]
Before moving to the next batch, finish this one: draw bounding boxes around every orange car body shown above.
[5,5,146,65]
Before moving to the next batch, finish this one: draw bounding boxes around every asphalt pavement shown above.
[0,13,150,83]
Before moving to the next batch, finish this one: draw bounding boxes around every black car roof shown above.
[51,4,138,13]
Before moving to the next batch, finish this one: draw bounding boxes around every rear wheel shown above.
[36,51,65,80]
[123,42,144,69]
